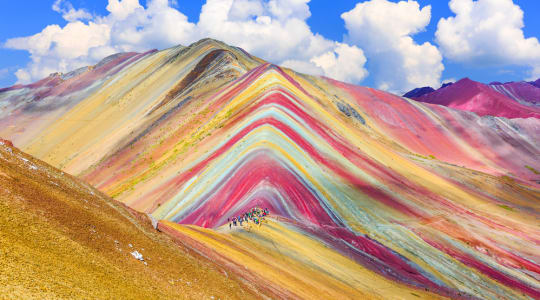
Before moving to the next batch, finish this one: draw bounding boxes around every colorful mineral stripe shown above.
[0,39,538,299]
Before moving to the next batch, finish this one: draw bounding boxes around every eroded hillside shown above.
[0,139,261,299]
[0,38,539,299]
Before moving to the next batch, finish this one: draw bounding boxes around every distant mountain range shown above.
[403,78,540,119]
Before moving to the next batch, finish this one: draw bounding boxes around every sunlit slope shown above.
[0,139,260,299]
[84,62,538,298]
[1,38,262,174]
[87,64,539,207]
[0,50,156,147]
[107,64,537,299]
[0,39,539,299]
[160,220,446,300]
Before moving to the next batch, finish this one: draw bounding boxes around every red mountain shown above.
[411,78,540,119]
[490,81,540,106]
[530,78,540,88]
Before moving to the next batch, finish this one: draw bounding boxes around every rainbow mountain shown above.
[1,38,539,299]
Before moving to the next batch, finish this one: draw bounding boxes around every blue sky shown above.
[1,0,539,92]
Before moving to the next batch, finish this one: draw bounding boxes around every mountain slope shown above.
[405,78,540,118]
[0,38,262,173]
[490,81,540,107]
[1,39,539,299]
[0,50,156,147]
[403,86,435,98]
[0,139,260,299]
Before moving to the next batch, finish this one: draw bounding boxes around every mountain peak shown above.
[454,77,477,85]
[193,37,228,47]
[402,86,435,98]
[441,82,453,88]
[409,76,540,118]
[530,78,540,88]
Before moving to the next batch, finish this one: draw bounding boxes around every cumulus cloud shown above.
[196,0,367,81]
[5,21,110,81]
[436,0,540,79]
[442,78,456,85]
[53,0,93,22]
[4,0,196,83]
[342,0,444,93]
[310,43,368,83]
[198,0,324,63]
[3,0,367,85]
[105,0,195,52]
[281,42,369,83]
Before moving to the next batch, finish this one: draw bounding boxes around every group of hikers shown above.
[228,207,270,230]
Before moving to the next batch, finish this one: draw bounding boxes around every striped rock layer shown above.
[0,39,539,299]
[489,81,540,107]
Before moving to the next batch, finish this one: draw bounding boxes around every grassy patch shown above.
[525,165,539,175]
[412,153,436,160]
[500,175,515,184]
[498,204,513,211]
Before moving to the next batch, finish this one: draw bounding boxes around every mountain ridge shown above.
[1,38,539,299]
[403,77,540,119]
[0,138,261,299]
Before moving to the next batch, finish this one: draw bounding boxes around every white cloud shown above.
[310,43,368,83]
[195,0,368,82]
[13,69,31,83]
[197,0,322,62]
[342,0,444,93]
[106,0,142,20]
[3,0,367,86]
[196,0,367,80]
[5,21,111,81]
[106,0,195,52]
[53,0,93,22]
[436,0,540,79]
[280,59,324,76]
[442,78,456,85]
[281,42,369,83]
[4,0,195,83]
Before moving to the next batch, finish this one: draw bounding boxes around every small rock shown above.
[131,250,144,261]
